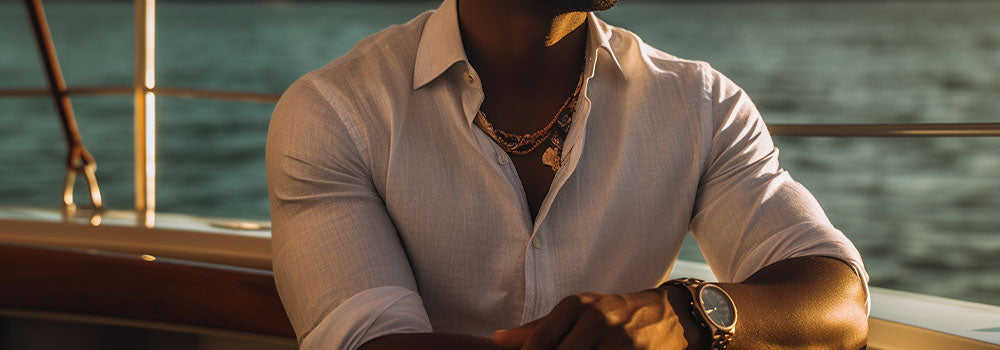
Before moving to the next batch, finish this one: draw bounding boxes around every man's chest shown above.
[377,98,706,243]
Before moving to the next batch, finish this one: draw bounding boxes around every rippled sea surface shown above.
[1,1,998,305]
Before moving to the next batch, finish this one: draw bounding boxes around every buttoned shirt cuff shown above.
[846,259,871,316]
[300,286,433,350]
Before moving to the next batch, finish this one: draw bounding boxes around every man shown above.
[266,0,870,348]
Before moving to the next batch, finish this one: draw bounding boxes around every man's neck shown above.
[457,0,588,91]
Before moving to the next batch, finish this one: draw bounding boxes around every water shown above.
[1,1,998,305]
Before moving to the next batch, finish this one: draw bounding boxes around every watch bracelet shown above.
[709,327,732,350]
[659,278,733,350]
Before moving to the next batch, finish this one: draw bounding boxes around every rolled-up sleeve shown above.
[689,64,869,301]
[266,76,433,348]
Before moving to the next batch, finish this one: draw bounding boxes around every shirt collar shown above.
[413,0,625,90]
[413,0,466,90]
[584,11,625,79]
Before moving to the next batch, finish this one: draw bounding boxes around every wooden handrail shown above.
[0,243,294,338]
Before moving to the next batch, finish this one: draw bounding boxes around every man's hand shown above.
[492,288,707,350]
[492,257,868,350]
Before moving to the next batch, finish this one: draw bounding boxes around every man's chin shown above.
[551,0,619,13]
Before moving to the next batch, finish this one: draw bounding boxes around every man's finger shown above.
[492,317,545,349]
[522,296,588,350]
[554,310,607,350]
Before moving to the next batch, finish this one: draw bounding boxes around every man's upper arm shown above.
[688,65,869,290]
[266,77,432,348]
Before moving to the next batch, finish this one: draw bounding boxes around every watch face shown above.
[699,285,736,328]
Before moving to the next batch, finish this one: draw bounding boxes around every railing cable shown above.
[25,0,104,218]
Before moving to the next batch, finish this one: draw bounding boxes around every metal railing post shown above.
[134,0,156,227]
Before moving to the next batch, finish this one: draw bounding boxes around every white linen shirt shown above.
[266,0,869,348]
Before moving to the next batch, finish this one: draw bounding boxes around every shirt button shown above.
[497,154,510,166]
[464,71,475,84]
[531,235,541,249]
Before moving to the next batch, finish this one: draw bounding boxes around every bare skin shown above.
[458,0,588,219]
[491,256,868,350]
[360,0,869,348]
[361,257,867,349]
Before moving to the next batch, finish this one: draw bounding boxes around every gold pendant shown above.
[542,147,561,171]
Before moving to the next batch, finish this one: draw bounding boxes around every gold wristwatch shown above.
[660,278,737,350]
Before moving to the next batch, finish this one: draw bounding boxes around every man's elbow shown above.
[836,303,869,350]
[825,273,869,350]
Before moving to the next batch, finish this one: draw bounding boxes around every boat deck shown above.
[1,207,998,349]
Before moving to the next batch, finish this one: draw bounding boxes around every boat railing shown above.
[4,0,1000,227]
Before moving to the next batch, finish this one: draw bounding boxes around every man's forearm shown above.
[359,333,506,350]
[712,256,868,349]
[362,256,866,350]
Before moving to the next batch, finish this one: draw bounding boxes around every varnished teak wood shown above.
[0,244,294,338]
